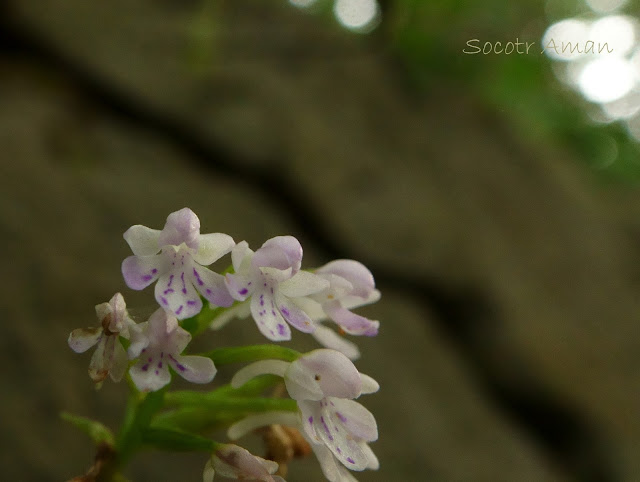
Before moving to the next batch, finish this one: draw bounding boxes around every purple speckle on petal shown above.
[148,357,152,362]
[168,274,174,287]
[180,272,187,294]
[239,288,248,295]
[175,305,183,315]
[206,288,212,294]
[308,416,313,424]
[164,288,174,295]
[281,307,290,316]
[187,300,197,306]
[142,275,152,282]
[151,268,158,274]
[277,324,286,335]
[336,412,347,423]
[141,364,149,372]
[337,447,342,454]
[347,457,355,464]
[161,296,168,305]
[155,370,159,375]
[158,362,163,368]
[320,416,333,441]
[270,287,274,294]
[271,310,276,316]
[193,268,204,286]
[169,354,186,372]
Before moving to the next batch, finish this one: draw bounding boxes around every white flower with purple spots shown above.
[310,260,380,336]
[122,208,235,319]
[203,444,286,482]
[68,292,133,383]
[229,349,379,478]
[224,237,329,341]
[279,260,379,360]
[127,308,216,391]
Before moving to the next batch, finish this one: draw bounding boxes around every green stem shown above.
[164,394,298,412]
[141,427,220,452]
[203,345,300,365]
[115,389,165,469]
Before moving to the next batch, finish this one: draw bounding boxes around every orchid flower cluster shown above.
[65,208,381,482]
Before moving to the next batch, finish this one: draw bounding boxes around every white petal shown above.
[121,254,165,290]
[260,266,293,283]
[341,289,381,310]
[329,398,378,442]
[275,292,315,333]
[147,308,179,344]
[227,412,300,440]
[250,289,291,341]
[158,208,200,249]
[109,340,129,382]
[191,265,234,307]
[289,296,325,321]
[107,292,129,332]
[209,301,250,331]
[127,321,149,359]
[88,336,112,383]
[359,374,379,395]
[225,272,253,301]
[231,241,253,273]
[94,302,111,326]
[317,260,375,299]
[154,270,202,319]
[284,363,325,402]
[193,233,235,266]
[252,236,302,274]
[280,271,330,298]
[316,401,368,470]
[231,360,289,388]
[298,400,322,441]
[323,302,379,337]
[359,442,379,470]
[203,459,215,482]
[309,442,359,482]
[311,325,361,361]
[286,349,361,400]
[68,327,102,353]
[123,225,161,256]
[171,354,216,384]
[130,359,171,392]
[213,445,279,479]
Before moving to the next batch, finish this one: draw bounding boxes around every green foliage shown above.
[60,412,115,446]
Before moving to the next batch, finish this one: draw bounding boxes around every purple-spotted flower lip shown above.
[228,349,381,475]
[203,444,286,482]
[224,237,329,341]
[121,208,235,319]
[68,292,133,383]
[229,348,380,469]
[305,259,380,338]
[127,308,216,392]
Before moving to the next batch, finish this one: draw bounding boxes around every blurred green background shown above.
[2,0,640,480]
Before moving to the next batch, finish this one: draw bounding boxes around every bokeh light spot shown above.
[334,0,379,32]
[586,0,628,14]
[578,57,635,103]
[542,19,591,61]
